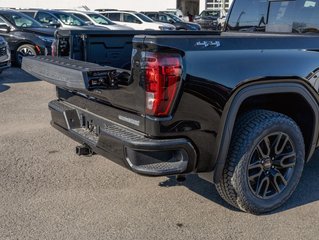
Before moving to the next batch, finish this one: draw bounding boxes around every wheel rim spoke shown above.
[257,136,271,158]
[256,176,270,198]
[274,133,289,155]
[248,162,263,181]
[273,152,296,169]
[19,48,35,57]
[270,170,288,193]
[275,171,288,186]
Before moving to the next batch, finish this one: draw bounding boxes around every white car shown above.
[65,10,133,30]
[101,11,175,31]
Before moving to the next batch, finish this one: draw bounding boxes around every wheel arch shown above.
[213,79,319,184]
[12,41,37,57]
[13,41,40,65]
[10,40,32,55]
[14,41,36,51]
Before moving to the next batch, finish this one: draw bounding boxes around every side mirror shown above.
[168,19,174,24]
[0,24,11,33]
[48,20,61,28]
[85,21,93,25]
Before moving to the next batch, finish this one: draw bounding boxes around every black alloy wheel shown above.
[215,110,305,214]
[248,133,296,199]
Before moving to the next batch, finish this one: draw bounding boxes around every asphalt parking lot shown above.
[1,67,319,240]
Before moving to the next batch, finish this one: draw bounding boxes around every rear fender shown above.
[212,80,319,184]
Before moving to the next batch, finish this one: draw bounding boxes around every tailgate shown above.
[22,56,129,90]
[22,56,147,132]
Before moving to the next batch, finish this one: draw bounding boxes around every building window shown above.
[206,0,233,10]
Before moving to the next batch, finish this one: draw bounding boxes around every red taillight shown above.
[144,52,182,117]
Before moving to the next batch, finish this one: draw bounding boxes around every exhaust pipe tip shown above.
[76,145,93,156]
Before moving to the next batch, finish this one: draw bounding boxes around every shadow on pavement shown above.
[159,174,240,212]
[0,84,10,93]
[159,150,319,214]
[0,67,39,93]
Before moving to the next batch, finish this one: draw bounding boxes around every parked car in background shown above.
[162,8,186,20]
[95,9,118,12]
[101,11,175,30]
[194,9,227,30]
[0,9,55,66]
[65,10,133,30]
[0,36,10,73]
[19,9,105,30]
[142,11,201,30]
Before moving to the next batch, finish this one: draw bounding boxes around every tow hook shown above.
[75,144,93,156]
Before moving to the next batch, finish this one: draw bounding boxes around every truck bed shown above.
[55,29,219,68]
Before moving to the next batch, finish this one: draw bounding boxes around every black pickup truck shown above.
[22,0,319,214]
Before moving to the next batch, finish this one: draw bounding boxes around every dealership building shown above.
[0,0,233,15]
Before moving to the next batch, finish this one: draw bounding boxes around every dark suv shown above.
[0,9,55,66]
[194,9,226,30]
[142,12,201,30]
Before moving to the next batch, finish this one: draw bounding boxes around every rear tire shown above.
[15,44,37,67]
[216,110,305,214]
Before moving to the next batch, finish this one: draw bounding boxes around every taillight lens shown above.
[144,52,182,117]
